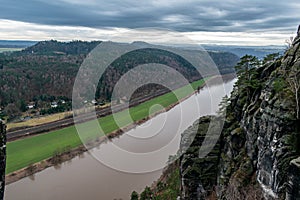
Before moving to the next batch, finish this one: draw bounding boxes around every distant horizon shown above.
[0,39,288,47]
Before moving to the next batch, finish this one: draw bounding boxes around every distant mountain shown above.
[0,40,37,48]
[19,40,101,55]
[131,42,286,59]
[202,44,286,59]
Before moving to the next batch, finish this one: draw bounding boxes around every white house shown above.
[27,104,35,109]
[91,99,98,105]
[51,102,58,108]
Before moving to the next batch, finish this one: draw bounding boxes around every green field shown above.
[0,48,23,53]
[6,79,206,174]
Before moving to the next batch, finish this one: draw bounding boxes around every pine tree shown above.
[262,53,280,65]
[235,55,260,101]
[131,191,139,200]
[140,187,152,200]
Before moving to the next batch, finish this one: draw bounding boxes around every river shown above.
[5,78,236,200]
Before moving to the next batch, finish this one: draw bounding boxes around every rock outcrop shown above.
[179,25,300,200]
[0,121,6,200]
[180,116,221,199]
[286,157,300,199]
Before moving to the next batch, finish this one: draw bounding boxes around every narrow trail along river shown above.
[5,79,236,200]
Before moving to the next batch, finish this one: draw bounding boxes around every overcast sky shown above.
[0,0,299,45]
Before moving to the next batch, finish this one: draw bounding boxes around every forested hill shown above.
[0,40,239,118]
[17,40,101,55]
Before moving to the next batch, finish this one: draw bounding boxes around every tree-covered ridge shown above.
[15,40,101,55]
[0,40,239,121]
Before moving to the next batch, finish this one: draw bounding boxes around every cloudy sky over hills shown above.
[0,0,299,45]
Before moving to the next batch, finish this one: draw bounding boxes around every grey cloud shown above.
[0,0,299,32]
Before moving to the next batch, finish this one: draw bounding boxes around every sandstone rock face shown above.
[0,121,6,200]
[286,157,300,200]
[179,26,300,200]
[180,116,222,199]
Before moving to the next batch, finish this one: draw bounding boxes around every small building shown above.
[27,104,35,109]
[51,102,58,108]
[91,99,98,105]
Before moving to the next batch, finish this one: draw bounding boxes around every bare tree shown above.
[285,36,294,49]
[225,183,264,200]
[287,69,300,119]
[4,103,21,121]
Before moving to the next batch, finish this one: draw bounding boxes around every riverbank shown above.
[6,86,197,184]
[7,74,234,183]
[8,75,220,184]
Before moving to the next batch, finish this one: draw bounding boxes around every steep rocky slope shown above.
[179,26,300,200]
[0,121,6,200]
[180,116,222,199]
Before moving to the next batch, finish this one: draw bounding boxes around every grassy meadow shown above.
[0,48,23,53]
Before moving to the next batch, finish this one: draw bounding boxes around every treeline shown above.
[17,40,101,55]
[234,53,281,105]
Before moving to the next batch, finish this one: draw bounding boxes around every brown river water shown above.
[5,79,236,200]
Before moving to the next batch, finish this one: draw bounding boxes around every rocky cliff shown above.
[180,116,222,199]
[0,121,6,200]
[179,26,300,200]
